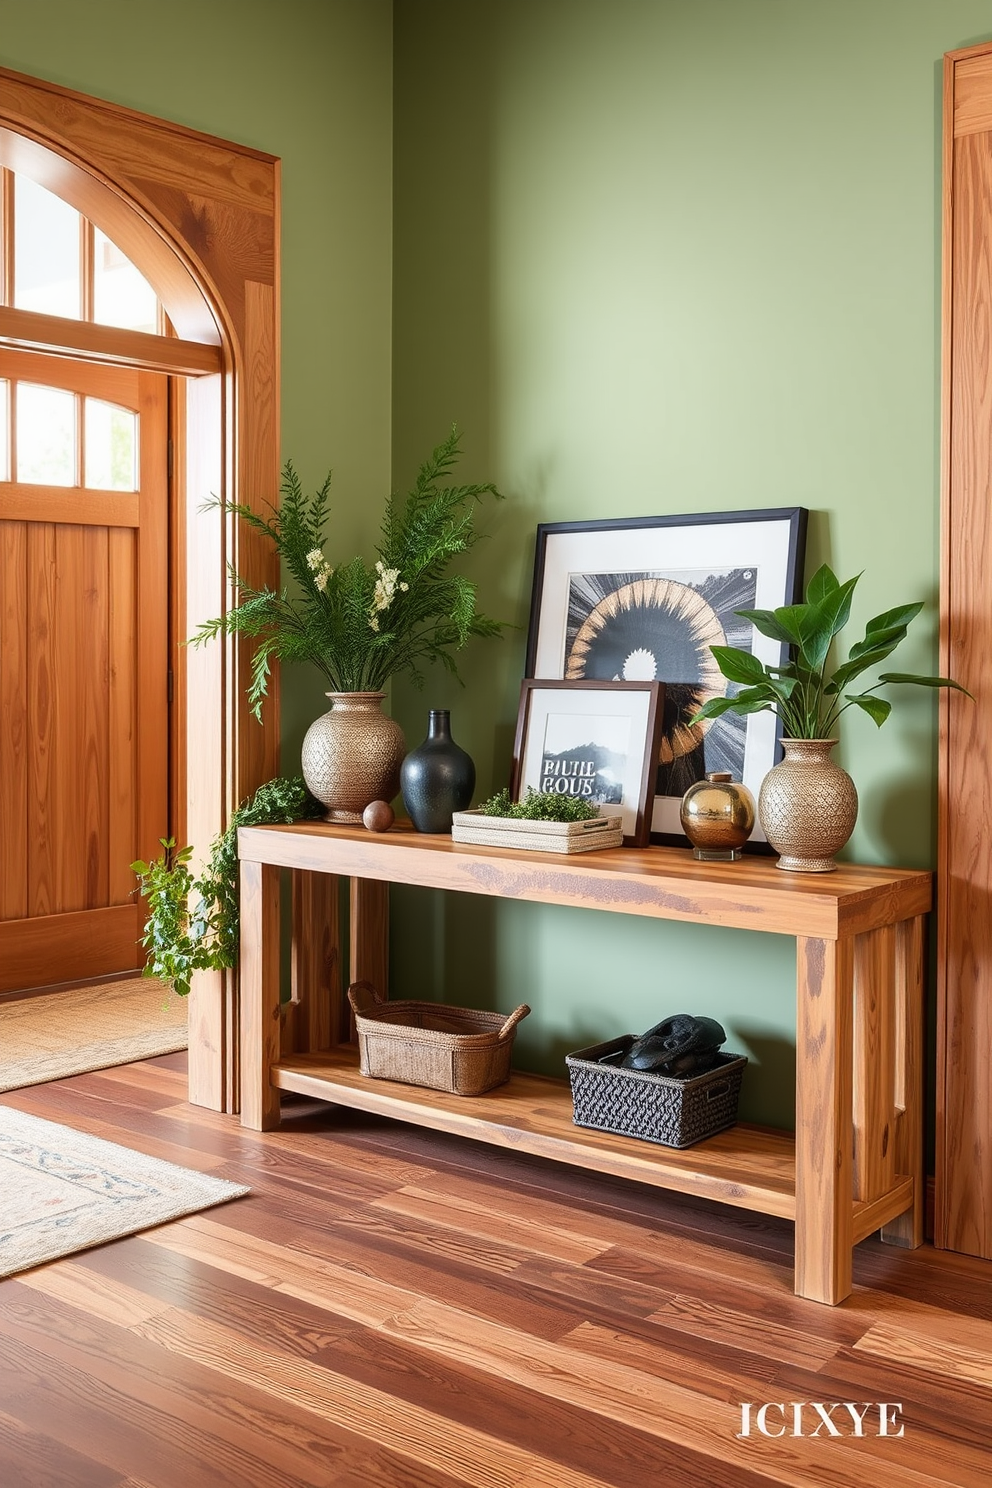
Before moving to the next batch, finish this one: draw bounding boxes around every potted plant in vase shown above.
[691,564,968,872]
[191,428,506,820]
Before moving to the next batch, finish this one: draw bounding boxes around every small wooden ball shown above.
[362,800,394,833]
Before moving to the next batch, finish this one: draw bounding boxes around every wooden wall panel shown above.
[25,522,56,919]
[0,520,27,920]
[107,529,136,905]
[938,48,992,1257]
[79,524,109,909]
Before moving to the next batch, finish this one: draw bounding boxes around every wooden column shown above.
[938,45,992,1255]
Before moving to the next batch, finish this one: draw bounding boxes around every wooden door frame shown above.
[0,66,281,1113]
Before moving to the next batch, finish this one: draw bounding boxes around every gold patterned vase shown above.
[757,738,858,873]
[301,692,406,823]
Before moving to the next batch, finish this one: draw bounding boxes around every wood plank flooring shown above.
[2,1054,991,1487]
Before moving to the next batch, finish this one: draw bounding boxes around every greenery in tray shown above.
[189,428,506,716]
[476,787,602,823]
[132,777,323,997]
[691,563,968,739]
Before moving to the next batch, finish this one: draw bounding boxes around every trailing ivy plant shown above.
[477,787,602,823]
[132,776,324,997]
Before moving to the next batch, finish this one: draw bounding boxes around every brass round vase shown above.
[301,692,406,823]
[679,772,756,860]
[757,738,858,873]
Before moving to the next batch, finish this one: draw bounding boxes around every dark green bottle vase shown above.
[400,710,475,833]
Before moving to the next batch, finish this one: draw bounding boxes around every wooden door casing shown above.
[0,348,167,992]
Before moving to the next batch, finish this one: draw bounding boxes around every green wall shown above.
[390,0,992,1126]
[5,0,991,1130]
[0,0,394,759]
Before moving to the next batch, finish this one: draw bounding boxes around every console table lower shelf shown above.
[272,1048,912,1245]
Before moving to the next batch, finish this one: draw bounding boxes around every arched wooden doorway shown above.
[0,66,281,1113]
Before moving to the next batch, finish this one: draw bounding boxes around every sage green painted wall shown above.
[391,0,992,1127]
[0,0,394,760]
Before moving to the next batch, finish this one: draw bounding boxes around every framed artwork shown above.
[524,508,808,843]
[510,679,665,847]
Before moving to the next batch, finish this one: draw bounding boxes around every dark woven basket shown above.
[347,982,530,1097]
[566,1035,747,1148]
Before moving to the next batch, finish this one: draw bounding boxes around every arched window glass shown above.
[14,175,81,318]
[2,168,162,334]
[17,382,76,484]
[93,226,158,334]
[85,398,138,490]
[0,380,8,479]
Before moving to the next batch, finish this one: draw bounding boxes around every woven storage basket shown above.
[347,982,530,1096]
[566,1035,747,1148]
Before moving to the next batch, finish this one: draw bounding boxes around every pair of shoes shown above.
[621,1013,726,1077]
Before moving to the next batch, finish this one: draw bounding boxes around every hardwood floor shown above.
[1,1055,991,1487]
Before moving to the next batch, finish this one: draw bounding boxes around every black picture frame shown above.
[510,679,665,847]
[524,507,808,844]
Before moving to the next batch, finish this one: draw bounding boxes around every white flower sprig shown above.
[369,560,408,632]
[306,546,334,594]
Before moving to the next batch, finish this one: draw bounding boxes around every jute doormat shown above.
[0,977,188,1093]
[0,1106,248,1278]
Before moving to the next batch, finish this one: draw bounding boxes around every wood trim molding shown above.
[0,306,223,376]
[0,67,281,1112]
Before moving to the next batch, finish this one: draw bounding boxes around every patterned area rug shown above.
[0,978,187,1093]
[0,1106,248,1279]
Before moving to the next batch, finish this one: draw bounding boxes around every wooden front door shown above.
[0,349,168,992]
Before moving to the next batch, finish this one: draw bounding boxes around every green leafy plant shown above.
[477,787,602,822]
[190,427,506,716]
[132,777,323,997]
[692,563,968,739]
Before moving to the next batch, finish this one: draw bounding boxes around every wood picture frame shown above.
[524,508,807,843]
[510,679,665,847]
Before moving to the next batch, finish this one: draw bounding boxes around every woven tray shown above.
[347,982,531,1096]
[565,1035,747,1148]
[451,809,623,853]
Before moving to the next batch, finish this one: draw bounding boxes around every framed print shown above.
[525,508,807,844]
[510,679,665,847]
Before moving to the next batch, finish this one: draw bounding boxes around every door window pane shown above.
[93,228,158,333]
[0,382,8,481]
[13,176,82,320]
[17,384,77,485]
[85,399,138,491]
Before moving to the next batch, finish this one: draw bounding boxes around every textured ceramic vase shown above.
[301,692,406,823]
[757,738,858,873]
[679,771,756,861]
[400,710,476,833]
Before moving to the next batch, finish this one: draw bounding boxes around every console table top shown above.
[238,821,931,941]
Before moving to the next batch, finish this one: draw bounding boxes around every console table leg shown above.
[239,858,281,1131]
[881,914,926,1248]
[291,870,342,1051]
[795,934,854,1304]
[350,876,389,997]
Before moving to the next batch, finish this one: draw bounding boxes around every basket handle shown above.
[347,980,386,1016]
[497,1004,531,1040]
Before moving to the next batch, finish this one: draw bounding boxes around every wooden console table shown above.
[238,821,930,1306]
